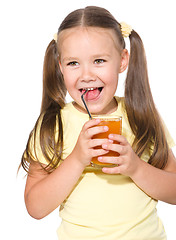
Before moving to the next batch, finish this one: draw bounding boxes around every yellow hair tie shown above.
[53,33,58,42]
[120,22,132,38]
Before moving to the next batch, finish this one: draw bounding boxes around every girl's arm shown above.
[25,119,110,219]
[99,134,176,204]
[130,149,176,204]
[25,155,85,219]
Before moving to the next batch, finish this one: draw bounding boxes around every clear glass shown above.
[91,115,122,168]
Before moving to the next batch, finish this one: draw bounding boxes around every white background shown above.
[1,0,176,239]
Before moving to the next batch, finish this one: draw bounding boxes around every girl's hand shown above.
[98,134,141,177]
[71,119,112,168]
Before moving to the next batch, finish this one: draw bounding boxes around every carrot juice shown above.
[91,116,122,167]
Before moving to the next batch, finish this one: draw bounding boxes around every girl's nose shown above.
[79,64,96,82]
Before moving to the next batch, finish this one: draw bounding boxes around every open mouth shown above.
[79,87,103,100]
[79,87,103,94]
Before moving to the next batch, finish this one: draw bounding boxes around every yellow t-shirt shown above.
[29,97,175,240]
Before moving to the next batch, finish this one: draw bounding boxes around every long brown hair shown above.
[21,6,168,173]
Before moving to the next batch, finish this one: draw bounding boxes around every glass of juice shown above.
[91,115,122,168]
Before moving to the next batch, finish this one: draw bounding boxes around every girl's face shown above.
[59,27,128,115]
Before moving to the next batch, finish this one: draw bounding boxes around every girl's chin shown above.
[73,101,104,115]
[87,105,111,115]
[88,99,117,115]
[73,95,117,115]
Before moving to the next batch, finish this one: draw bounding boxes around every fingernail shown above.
[104,126,109,131]
[98,156,102,161]
[95,119,101,123]
[102,144,108,148]
[109,134,113,138]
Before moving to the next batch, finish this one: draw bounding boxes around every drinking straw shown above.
[81,90,92,119]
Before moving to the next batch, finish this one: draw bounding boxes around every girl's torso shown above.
[57,97,168,240]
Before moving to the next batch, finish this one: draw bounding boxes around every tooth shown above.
[83,87,96,91]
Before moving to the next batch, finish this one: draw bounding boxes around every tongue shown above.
[86,89,100,100]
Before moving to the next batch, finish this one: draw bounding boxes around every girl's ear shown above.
[119,49,129,73]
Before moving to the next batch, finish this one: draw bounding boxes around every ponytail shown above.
[41,40,66,112]
[21,40,67,173]
[125,30,169,169]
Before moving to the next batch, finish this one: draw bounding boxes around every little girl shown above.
[21,6,176,240]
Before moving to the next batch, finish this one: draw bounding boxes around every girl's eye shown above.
[94,59,106,64]
[67,61,79,66]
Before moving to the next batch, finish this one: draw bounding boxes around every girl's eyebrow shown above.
[62,54,111,62]
[62,57,79,62]
[92,53,111,59]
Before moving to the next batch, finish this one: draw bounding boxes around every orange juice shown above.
[91,116,122,167]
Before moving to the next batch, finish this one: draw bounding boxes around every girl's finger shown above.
[98,156,119,164]
[89,138,113,148]
[102,143,126,155]
[108,134,128,145]
[86,125,109,138]
[82,119,110,138]
[82,118,101,130]
[102,166,121,174]
[92,149,109,158]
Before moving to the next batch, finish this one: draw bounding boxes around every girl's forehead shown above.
[57,27,121,54]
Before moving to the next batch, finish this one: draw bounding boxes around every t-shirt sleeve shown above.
[24,114,62,167]
[162,120,175,149]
